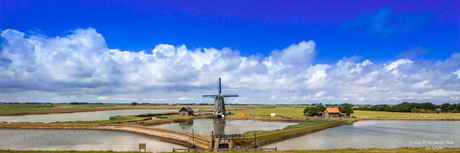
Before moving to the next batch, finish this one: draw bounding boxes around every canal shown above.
[0,109,177,123]
[264,120,460,150]
[0,129,184,152]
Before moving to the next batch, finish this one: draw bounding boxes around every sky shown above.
[0,0,459,104]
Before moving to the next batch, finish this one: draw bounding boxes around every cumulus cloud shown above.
[1,28,460,104]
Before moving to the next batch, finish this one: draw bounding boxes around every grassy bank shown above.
[233,119,355,147]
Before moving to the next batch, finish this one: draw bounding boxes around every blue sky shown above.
[0,0,459,104]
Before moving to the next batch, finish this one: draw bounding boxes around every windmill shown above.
[202,78,238,118]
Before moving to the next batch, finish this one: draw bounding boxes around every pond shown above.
[154,118,298,136]
[264,120,460,150]
[0,129,184,152]
[0,109,177,123]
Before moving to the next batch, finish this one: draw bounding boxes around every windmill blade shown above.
[202,95,217,98]
[223,94,238,97]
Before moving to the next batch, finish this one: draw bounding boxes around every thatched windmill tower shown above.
[203,78,238,118]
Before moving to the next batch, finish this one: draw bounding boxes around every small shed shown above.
[179,107,194,116]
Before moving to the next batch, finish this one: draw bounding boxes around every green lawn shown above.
[230,108,306,117]
[354,110,460,119]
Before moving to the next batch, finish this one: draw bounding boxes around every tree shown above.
[303,107,319,116]
[131,102,138,105]
[339,104,354,116]
[316,105,326,112]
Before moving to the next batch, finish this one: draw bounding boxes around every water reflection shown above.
[155,119,297,136]
[179,120,194,130]
[0,129,184,152]
[0,109,177,123]
[213,118,226,136]
[265,121,460,150]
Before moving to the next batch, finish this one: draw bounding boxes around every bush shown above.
[206,115,218,118]
[172,118,189,123]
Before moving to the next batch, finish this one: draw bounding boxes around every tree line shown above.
[354,102,460,113]
[303,103,354,116]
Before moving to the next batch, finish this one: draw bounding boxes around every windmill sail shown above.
[202,78,238,117]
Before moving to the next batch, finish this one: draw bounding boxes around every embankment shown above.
[0,123,211,148]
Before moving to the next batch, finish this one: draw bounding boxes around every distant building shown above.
[0,102,3,104]
[179,107,194,116]
[319,108,343,118]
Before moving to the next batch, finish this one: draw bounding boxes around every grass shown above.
[233,119,353,146]
[0,104,275,116]
[230,108,460,119]
[230,108,306,117]
[354,110,460,119]
[245,120,331,135]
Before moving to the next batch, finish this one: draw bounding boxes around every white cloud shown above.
[454,70,460,79]
[1,28,460,104]
[178,96,193,101]
[385,59,413,74]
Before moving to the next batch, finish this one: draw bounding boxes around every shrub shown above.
[172,118,189,123]
[206,115,218,118]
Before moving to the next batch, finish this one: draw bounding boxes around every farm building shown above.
[319,108,344,118]
[179,107,194,116]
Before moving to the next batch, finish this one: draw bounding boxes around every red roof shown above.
[326,108,341,113]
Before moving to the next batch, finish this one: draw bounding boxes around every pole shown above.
[192,129,195,148]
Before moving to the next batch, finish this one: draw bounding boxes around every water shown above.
[265,120,460,150]
[0,129,183,152]
[0,109,177,123]
[154,118,298,136]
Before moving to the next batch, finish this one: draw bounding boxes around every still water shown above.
[0,129,183,152]
[154,118,297,136]
[265,120,460,150]
[0,109,177,123]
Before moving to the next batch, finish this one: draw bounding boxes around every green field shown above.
[354,110,460,119]
[230,107,306,117]
[0,104,278,116]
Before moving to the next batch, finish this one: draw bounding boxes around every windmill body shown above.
[202,78,238,118]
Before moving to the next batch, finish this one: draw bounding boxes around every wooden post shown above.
[275,147,277,151]
[192,128,195,148]
[173,147,175,152]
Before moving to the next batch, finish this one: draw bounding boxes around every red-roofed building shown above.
[319,108,344,118]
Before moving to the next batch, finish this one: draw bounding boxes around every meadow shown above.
[353,110,460,119]
[0,104,275,116]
